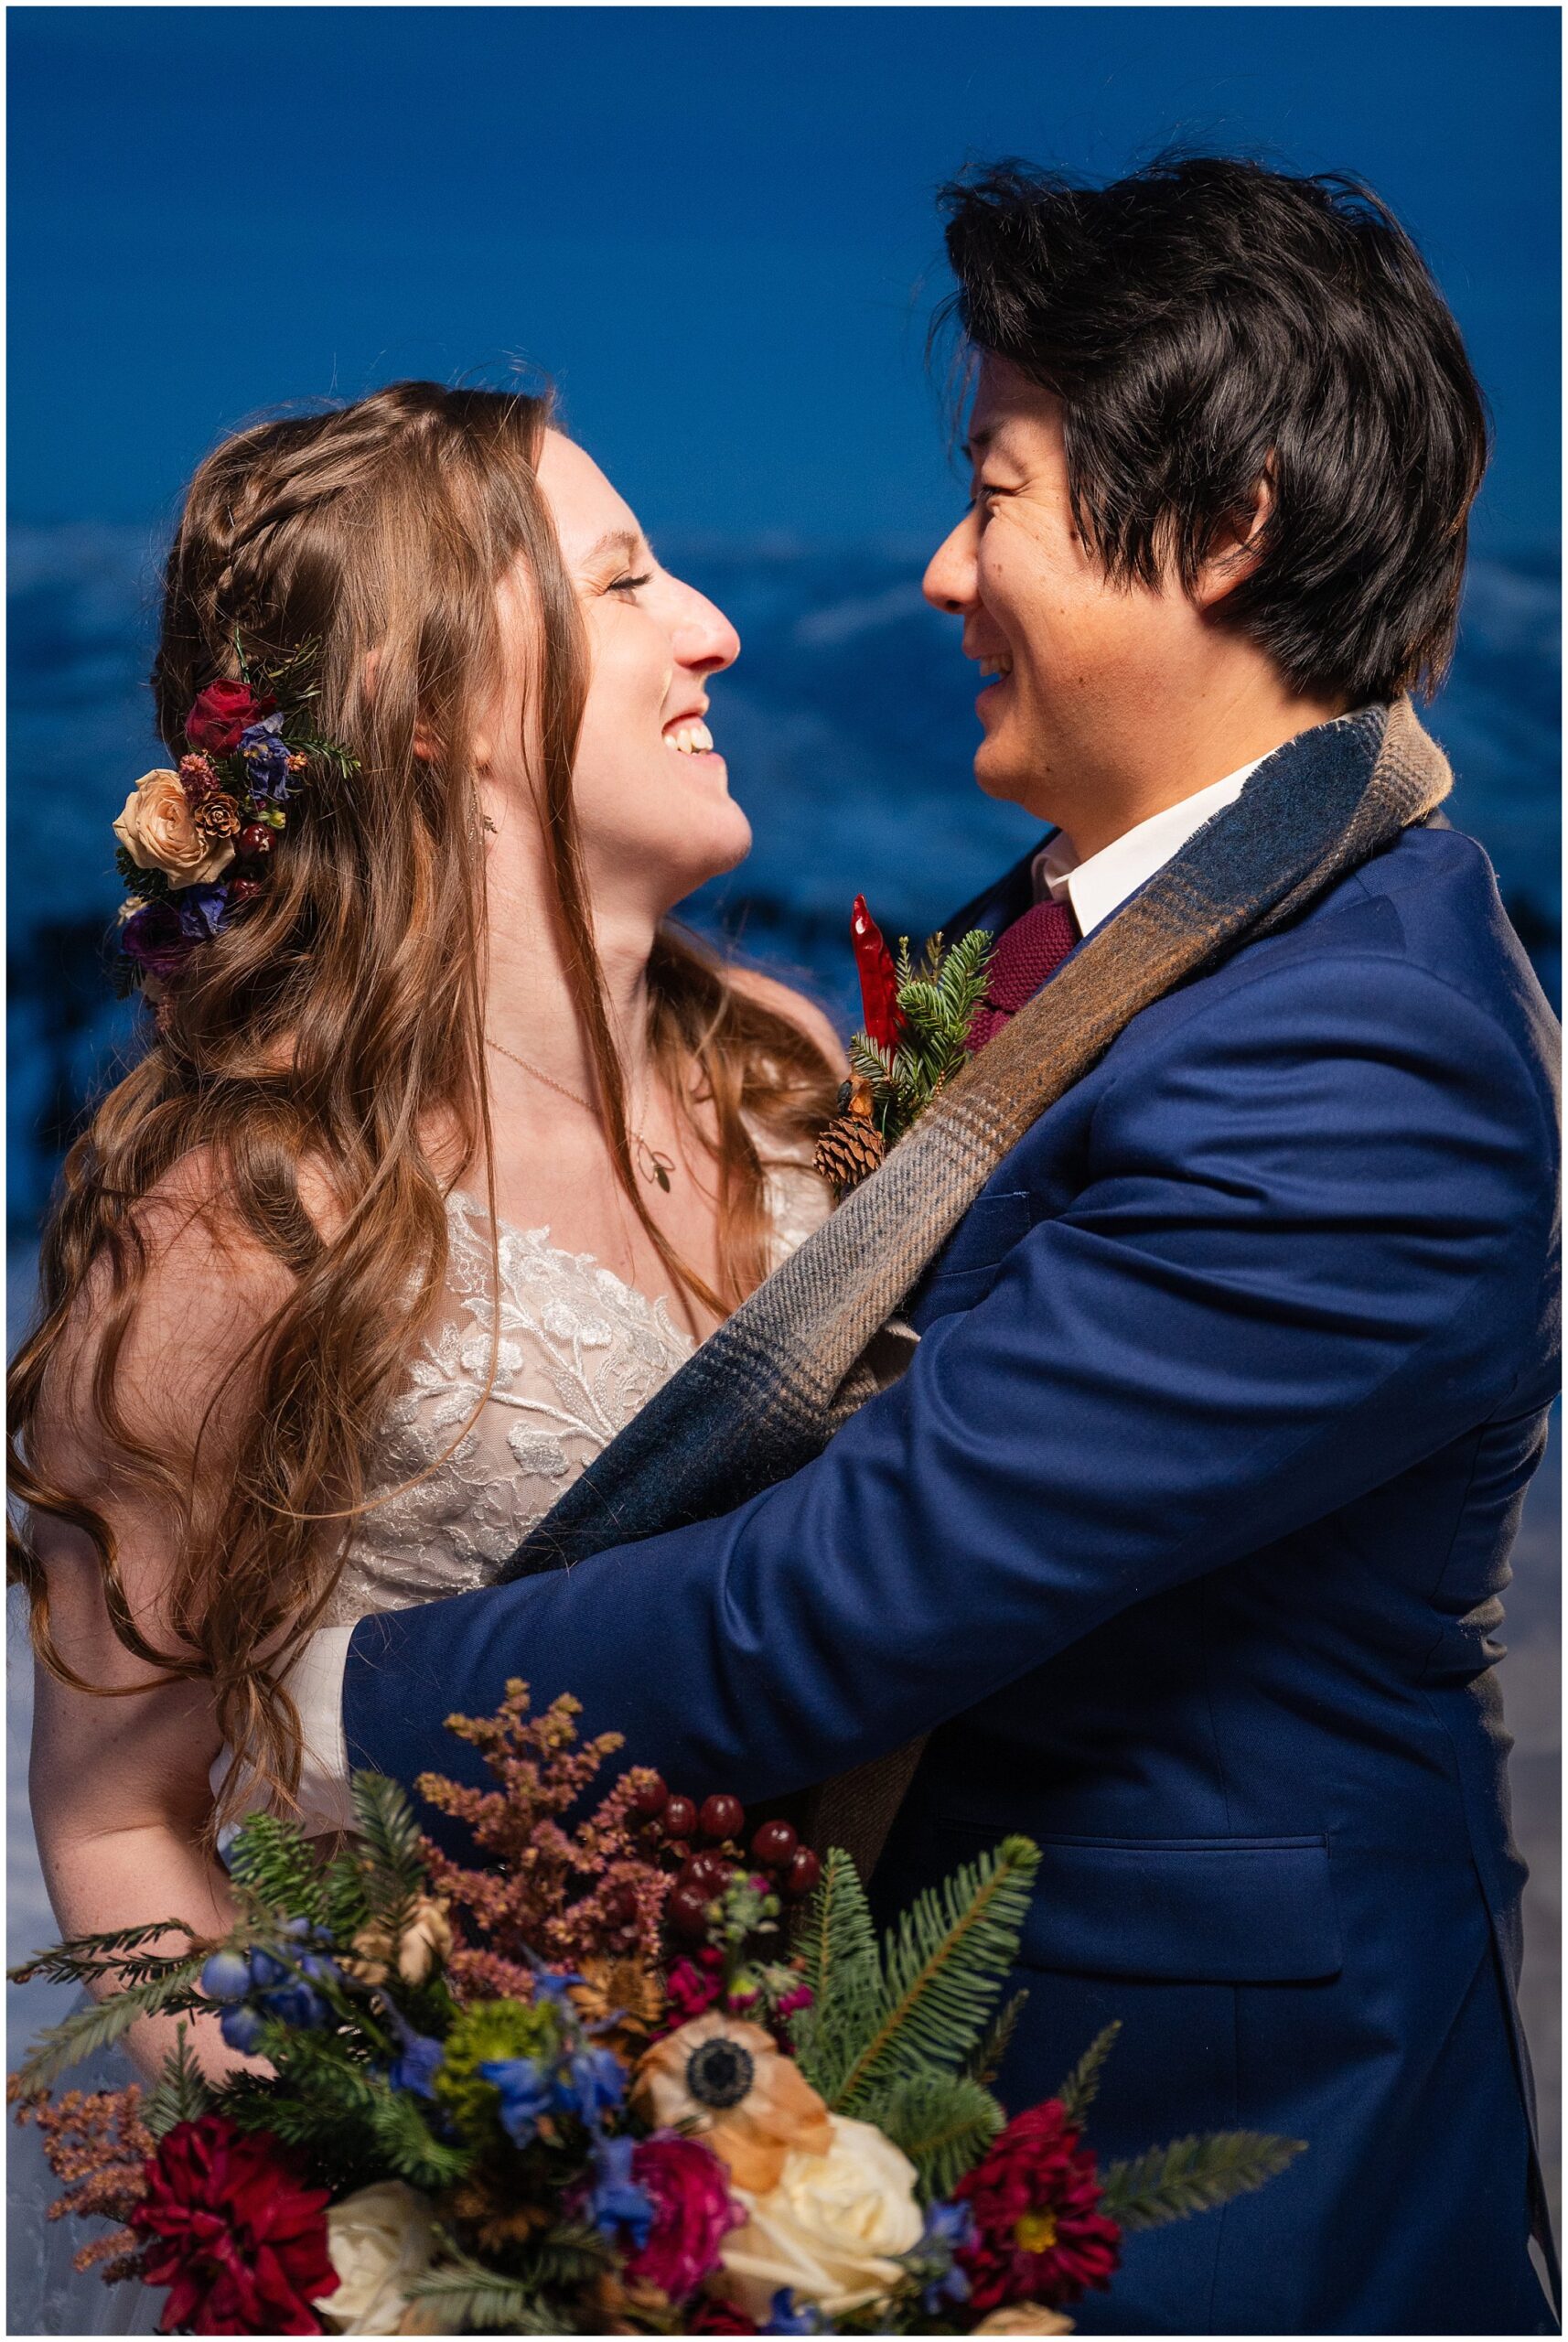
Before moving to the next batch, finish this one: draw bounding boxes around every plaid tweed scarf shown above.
[501,698,1453,1877]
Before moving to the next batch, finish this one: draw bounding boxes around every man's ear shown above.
[1193,467,1274,611]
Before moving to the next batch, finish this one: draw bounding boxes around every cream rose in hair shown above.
[113,767,236,886]
[314,2181,438,2333]
[717,2114,925,2320]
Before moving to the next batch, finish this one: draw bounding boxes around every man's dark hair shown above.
[937,157,1488,705]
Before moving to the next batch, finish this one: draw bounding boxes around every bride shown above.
[7,380,843,2328]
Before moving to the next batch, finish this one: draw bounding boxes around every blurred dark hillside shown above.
[7,525,1560,1238]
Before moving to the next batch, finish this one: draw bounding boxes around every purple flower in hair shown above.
[176,884,231,943]
[239,719,295,802]
[121,897,193,979]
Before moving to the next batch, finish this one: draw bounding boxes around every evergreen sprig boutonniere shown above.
[814,896,996,1196]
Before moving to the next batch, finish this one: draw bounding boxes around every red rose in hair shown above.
[129,2112,337,2334]
[953,2098,1122,2312]
[186,681,277,757]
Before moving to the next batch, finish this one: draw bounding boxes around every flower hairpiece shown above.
[113,641,356,995]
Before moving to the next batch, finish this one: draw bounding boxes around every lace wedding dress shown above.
[10,1158,831,2337]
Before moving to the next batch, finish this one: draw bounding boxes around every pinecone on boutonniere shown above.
[814,896,995,1196]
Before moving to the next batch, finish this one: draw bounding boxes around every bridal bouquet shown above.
[12,1686,1302,2335]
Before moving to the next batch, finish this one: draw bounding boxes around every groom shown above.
[335,162,1558,2330]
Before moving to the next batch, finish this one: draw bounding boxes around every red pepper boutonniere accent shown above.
[850,895,906,1052]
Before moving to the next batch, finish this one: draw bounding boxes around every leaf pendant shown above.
[635,1136,675,1192]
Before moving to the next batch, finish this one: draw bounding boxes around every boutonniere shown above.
[813,895,995,1196]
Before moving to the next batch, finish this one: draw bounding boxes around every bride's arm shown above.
[24,1170,299,2082]
[29,1524,245,2082]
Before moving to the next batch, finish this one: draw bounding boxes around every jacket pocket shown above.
[1012,1832,1344,1985]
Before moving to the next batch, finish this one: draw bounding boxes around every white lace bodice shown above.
[325,1151,831,1629]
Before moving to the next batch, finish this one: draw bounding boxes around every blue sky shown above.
[8,6,1560,552]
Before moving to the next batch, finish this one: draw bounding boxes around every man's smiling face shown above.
[923,358,1225,855]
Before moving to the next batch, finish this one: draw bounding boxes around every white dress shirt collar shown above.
[1032,758,1263,938]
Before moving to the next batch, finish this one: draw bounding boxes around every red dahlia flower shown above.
[186,682,277,757]
[129,2112,337,2335]
[850,895,906,1051]
[953,2098,1122,2312]
[623,2132,745,2302]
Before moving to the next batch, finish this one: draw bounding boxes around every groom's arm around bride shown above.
[342,161,1559,2333]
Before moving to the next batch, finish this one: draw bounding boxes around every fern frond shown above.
[1099,2132,1306,2232]
[1056,2020,1122,2127]
[407,2263,560,2333]
[865,2069,1005,2202]
[365,2083,473,2189]
[832,1835,1039,2113]
[961,1987,1029,2090]
[16,1967,206,2091]
[142,2025,214,2139]
[521,2223,618,2292]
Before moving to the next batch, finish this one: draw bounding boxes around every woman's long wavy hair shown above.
[7,381,837,1821]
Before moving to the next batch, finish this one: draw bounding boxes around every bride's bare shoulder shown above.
[724,964,847,1076]
[33,1146,342,1482]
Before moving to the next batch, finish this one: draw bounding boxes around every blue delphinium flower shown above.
[478,2057,555,2147]
[390,2033,445,2100]
[176,883,230,943]
[763,2289,829,2334]
[529,1965,585,2008]
[585,2133,653,2251]
[553,2044,625,2127]
[239,720,295,802]
[911,2200,974,2316]
[219,2002,266,2056]
[199,1950,252,2004]
[260,1977,327,2030]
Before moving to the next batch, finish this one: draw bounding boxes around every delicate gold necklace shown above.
[485,1034,676,1193]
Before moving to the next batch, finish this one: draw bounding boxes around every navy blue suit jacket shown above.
[349,820,1559,2334]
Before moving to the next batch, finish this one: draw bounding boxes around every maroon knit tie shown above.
[968,896,1080,1051]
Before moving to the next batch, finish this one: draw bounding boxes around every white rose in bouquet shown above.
[315,2181,437,2334]
[718,2113,925,2319]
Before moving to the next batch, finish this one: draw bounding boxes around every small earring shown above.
[480,815,497,834]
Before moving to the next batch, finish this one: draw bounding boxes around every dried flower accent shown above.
[414,1681,675,1995]
[177,752,221,803]
[346,1896,453,1988]
[9,2082,154,2278]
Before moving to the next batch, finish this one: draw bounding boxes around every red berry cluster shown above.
[628,1778,822,1943]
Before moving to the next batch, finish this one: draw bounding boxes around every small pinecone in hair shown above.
[194,792,242,840]
[814,1075,886,1196]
